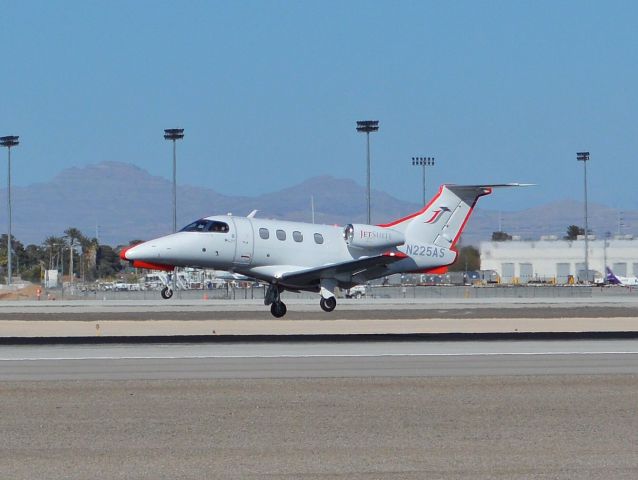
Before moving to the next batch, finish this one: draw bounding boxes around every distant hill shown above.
[0,161,634,246]
[470,199,635,244]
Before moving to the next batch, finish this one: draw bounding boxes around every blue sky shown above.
[1,0,636,211]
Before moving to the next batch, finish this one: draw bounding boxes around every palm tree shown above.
[80,236,99,281]
[63,228,85,282]
[43,236,65,270]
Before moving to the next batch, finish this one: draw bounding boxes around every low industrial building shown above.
[480,236,638,284]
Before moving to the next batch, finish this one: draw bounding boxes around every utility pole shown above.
[311,196,315,224]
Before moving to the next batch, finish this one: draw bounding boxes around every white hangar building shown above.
[480,236,638,283]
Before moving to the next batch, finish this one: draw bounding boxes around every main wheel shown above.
[161,287,173,299]
[320,296,336,312]
[270,301,287,318]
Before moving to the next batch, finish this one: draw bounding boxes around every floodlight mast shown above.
[356,121,379,225]
[164,128,184,297]
[0,136,19,286]
[577,151,590,283]
[411,157,435,205]
[164,128,185,233]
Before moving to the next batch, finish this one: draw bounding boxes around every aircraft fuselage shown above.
[124,215,455,291]
[121,183,524,316]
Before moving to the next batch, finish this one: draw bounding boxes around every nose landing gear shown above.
[265,284,287,318]
[161,286,173,299]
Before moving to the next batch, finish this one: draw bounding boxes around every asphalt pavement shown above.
[3,301,638,478]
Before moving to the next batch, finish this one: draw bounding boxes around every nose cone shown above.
[119,245,133,261]
[120,242,149,261]
[119,238,176,272]
[121,241,154,262]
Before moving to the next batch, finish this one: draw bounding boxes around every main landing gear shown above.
[319,282,337,313]
[320,296,336,312]
[264,283,338,317]
[270,301,287,318]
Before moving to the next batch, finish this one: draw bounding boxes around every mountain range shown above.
[0,161,634,247]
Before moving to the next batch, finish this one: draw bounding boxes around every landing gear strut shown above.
[265,284,287,318]
[161,286,173,299]
[319,282,337,313]
[320,296,336,312]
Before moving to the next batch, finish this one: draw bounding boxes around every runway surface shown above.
[1,304,638,320]
[2,297,638,338]
[3,339,638,380]
[3,340,638,479]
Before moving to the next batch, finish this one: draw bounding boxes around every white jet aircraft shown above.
[121,183,524,317]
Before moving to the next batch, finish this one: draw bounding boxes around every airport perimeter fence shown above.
[52,284,606,301]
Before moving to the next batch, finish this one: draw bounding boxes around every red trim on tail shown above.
[378,185,445,228]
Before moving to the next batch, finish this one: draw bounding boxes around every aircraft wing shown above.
[248,251,408,287]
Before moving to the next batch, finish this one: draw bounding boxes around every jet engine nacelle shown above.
[343,224,405,249]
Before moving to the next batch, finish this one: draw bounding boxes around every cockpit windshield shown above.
[180,219,230,233]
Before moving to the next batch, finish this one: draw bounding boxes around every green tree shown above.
[564,225,584,240]
[96,245,123,279]
[449,245,481,272]
[0,235,49,282]
[491,231,512,241]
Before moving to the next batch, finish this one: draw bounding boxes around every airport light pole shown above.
[412,157,435,205]
[164,129,184,296]
[577,151,590,283]
[603,231,611,285]
[164,129,184,233]
[356,120,379,225]
[1,136,19,286]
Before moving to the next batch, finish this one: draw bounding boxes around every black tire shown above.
[320,296,336,312]
[270,301,287,318]
[161,287,173,299]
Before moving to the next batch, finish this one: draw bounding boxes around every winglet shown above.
[247,210,258,218]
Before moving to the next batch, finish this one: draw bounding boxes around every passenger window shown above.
[314,233,324,244]
[276,229,286,241]
[259,228,269,240]
[293,231,303,242]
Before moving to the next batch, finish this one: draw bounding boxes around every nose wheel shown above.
[161,286,173,299]
[270,301,287,318]
[320,296,336,312]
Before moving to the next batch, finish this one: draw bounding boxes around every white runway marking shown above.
[4,340,638,362]
[3,351,638,361]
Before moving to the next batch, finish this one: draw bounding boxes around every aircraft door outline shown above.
[230,217,254,265]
